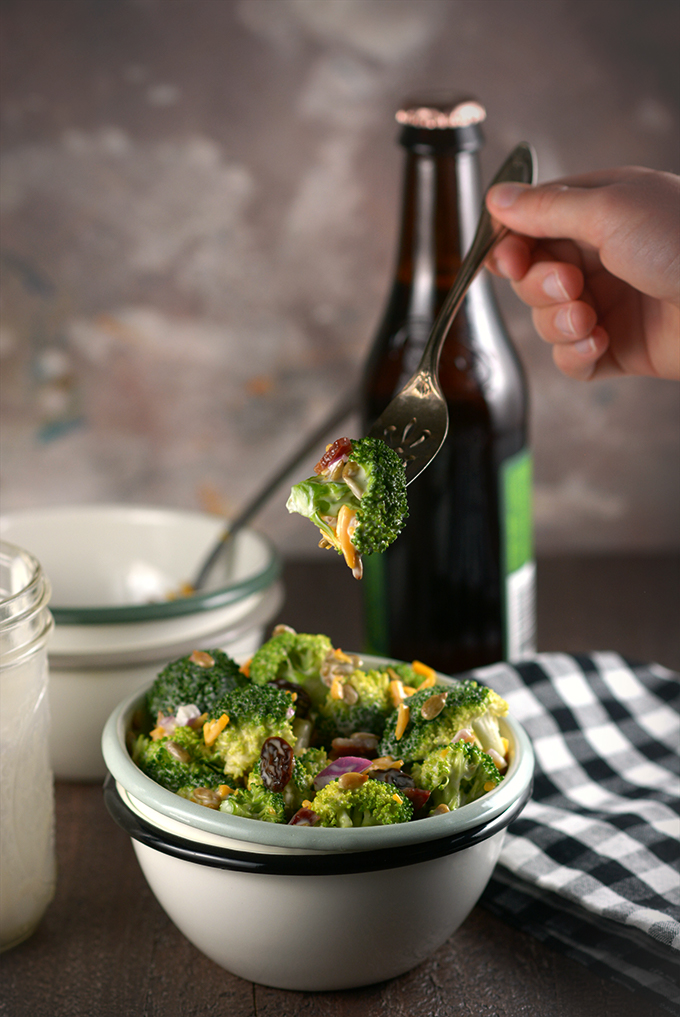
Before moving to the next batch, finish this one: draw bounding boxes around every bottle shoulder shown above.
[362,275,528,434]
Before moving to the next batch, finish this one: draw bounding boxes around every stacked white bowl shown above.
[0,505,283,779]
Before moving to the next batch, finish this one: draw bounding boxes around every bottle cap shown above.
[396,97,486,153]
[396,99,486,129]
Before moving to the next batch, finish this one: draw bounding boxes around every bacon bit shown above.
[189,650,215,668]
[329,679,345,703]
[405,787,431,811]
[150,726,167,741]
[314,437,353,475]
[336,504,358,571]
[331,732,379,758]
[395,703,410,741]
[239,659,251,678]
[218,785,233,798]
[203,713,229,748]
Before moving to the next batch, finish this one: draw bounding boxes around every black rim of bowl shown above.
[52,537,281,624]
[104,776,532,876]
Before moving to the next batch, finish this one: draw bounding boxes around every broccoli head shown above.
[282,748,328,816]
[209,682,297,782]
[146,648,246,719]
[411,740,503,812]
[315,668,392,745]
[248,628,332,695]
[219,762,286,823]
[312,777,413,827]
[286,436,408,578]
[135,726,224,793]
[379,680,508,763]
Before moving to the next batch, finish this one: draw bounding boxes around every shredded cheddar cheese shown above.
[412,660,437,687]
[203,713,229,748]
[336,504,357,570]
[330,678,344,700]
[395,702,410,741]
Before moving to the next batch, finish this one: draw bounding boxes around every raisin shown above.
[268,678,311,718]
[369,768,415,789]
[260,736,294,793]
[313,436,353,475]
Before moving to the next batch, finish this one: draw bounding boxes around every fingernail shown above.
[555,307,576,336]
[488,183,526,208]
[495,257,513,279]
[543,272,569,301]
[573,337,597,356]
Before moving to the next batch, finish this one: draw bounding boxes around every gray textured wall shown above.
[1,0,678,556]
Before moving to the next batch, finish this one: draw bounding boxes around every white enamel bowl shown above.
[0,506,282,779]
[102,658,534,991]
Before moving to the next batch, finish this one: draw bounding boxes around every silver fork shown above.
[367,141,536,485]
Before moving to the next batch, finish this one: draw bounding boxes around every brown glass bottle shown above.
[360,100,535,675]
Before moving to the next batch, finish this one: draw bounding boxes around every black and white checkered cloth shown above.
[471,652,680,1014]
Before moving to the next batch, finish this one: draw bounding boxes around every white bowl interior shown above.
[0,505,270,607]
[0,505,283,781]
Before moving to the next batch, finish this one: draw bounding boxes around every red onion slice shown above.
[313,756,373,790]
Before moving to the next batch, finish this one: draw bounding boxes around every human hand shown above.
[485,167,680,380]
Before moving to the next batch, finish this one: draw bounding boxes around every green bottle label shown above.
[501,447,536,659]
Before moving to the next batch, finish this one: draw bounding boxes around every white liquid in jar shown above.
[0,543,56,952]
[0,651,56,950]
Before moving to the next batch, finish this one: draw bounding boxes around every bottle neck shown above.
[395,142,483,313]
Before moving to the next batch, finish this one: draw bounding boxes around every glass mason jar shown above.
[0,541,56,951]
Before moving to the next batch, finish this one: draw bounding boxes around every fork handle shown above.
[418,142,536,381]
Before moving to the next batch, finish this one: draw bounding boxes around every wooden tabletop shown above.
[2,554,677,1017]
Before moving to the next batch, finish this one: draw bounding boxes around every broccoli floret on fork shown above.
[286,436,408,578]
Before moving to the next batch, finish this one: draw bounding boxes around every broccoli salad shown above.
[128,626,510,828]
[286,436,408,579]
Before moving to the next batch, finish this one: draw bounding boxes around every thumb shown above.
[486,182,604,248]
